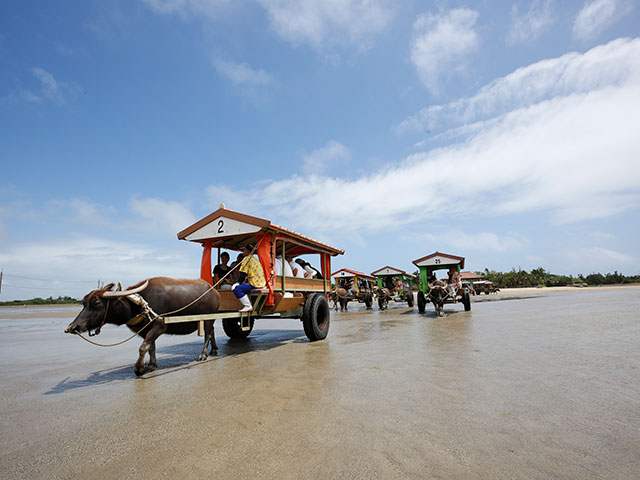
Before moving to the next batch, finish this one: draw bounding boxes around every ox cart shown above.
[331,269,375,310]
[370,266,415,309]
[169,208,343,341]
[413,252,471,316]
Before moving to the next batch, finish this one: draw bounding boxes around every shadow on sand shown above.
[45,328,307,394]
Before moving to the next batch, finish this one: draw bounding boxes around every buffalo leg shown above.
[147,342,157,371]
[135,323,164,376]
[135,342,151,376]
[198,320,217,361]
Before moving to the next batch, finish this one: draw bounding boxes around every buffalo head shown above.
[65,281,148,335]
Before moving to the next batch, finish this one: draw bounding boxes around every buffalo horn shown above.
[103,280,149,298]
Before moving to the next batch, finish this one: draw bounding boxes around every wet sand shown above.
[1,287,639,479]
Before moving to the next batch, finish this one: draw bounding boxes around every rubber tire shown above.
[302,294,330,341]
[365,293,372,309]
[407,291,414,307]
[222,318,254,339]
[462,291,471,311]
[417,291,426,314]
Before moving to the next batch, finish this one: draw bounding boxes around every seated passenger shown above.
[288,257,308,278]
[233,243,266,312]
[213,251,233,290]
[295,258,322,279]
[275,256,294,277]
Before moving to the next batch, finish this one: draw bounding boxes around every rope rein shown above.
[72,242,261,347]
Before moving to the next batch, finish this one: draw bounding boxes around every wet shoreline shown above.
[1,287,639,479]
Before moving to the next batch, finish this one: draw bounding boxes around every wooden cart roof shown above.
[177,208,344,256]
[370,266,416,278]
[412,251,465,269]
[332,268,376,281]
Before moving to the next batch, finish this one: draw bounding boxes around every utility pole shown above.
[0,269,3,295]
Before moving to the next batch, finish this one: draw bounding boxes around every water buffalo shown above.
[65,277,220,376]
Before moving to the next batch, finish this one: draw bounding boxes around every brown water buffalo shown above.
[65,277,220,376]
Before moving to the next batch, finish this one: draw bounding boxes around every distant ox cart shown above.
[370,266,415,310]
[413,252,471,316]
[331,269,375,310]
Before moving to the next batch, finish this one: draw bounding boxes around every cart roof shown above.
[177,207,344,256]
[412,251,465,269]
[332,268,376,281]
[370,266,416,278]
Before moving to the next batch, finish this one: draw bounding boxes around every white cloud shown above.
[142,0,232,18]
[405,230,529,253]
[23,67,81,105]
[560,246,634,273]
[0,237,199,299]
[203,38,640,234]
[48,199,116,227]
[410,8,479,96]
[302,140,351,175]
[212,57,275,89]
[573,0,632,42]
[257,0,393,51]
[507,0,554,45]
[129,197,196,234]
[397,37,640,134]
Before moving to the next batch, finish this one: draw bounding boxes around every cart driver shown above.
[233,243,266,312]
[447,267,461,297]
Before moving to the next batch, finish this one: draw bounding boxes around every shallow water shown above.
[1,288,638,479]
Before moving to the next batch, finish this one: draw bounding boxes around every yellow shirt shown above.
[239,255,266,288]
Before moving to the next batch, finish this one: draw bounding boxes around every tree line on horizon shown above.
[0,296,79,306]
[407,267,639,290]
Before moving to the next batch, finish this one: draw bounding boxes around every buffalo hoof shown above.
[134,366,146,377]
[197,353,208,362]
[146,363,157,372]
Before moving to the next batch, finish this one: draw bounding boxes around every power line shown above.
[1,273,96,284]
[1,283,80,291]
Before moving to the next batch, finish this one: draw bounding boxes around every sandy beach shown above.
[1,286,638,479]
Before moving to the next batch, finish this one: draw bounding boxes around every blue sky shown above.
[1,0,639,300]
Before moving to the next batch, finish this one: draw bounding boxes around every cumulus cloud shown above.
[302,140,351,175]
[256,0,393,51]
[573,0,632,42]
[203,38,640,234]
[410,8,479,96]
[507,0,554,45]
[397,37,640,134]
[129,197,196,234]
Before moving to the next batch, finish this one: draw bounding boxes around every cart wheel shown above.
[302,293,330,341]
[222,318,254,339]
[462,291,471,311]
[365,293,372,309]
[407,291,414,307]
[417,291,426,314]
